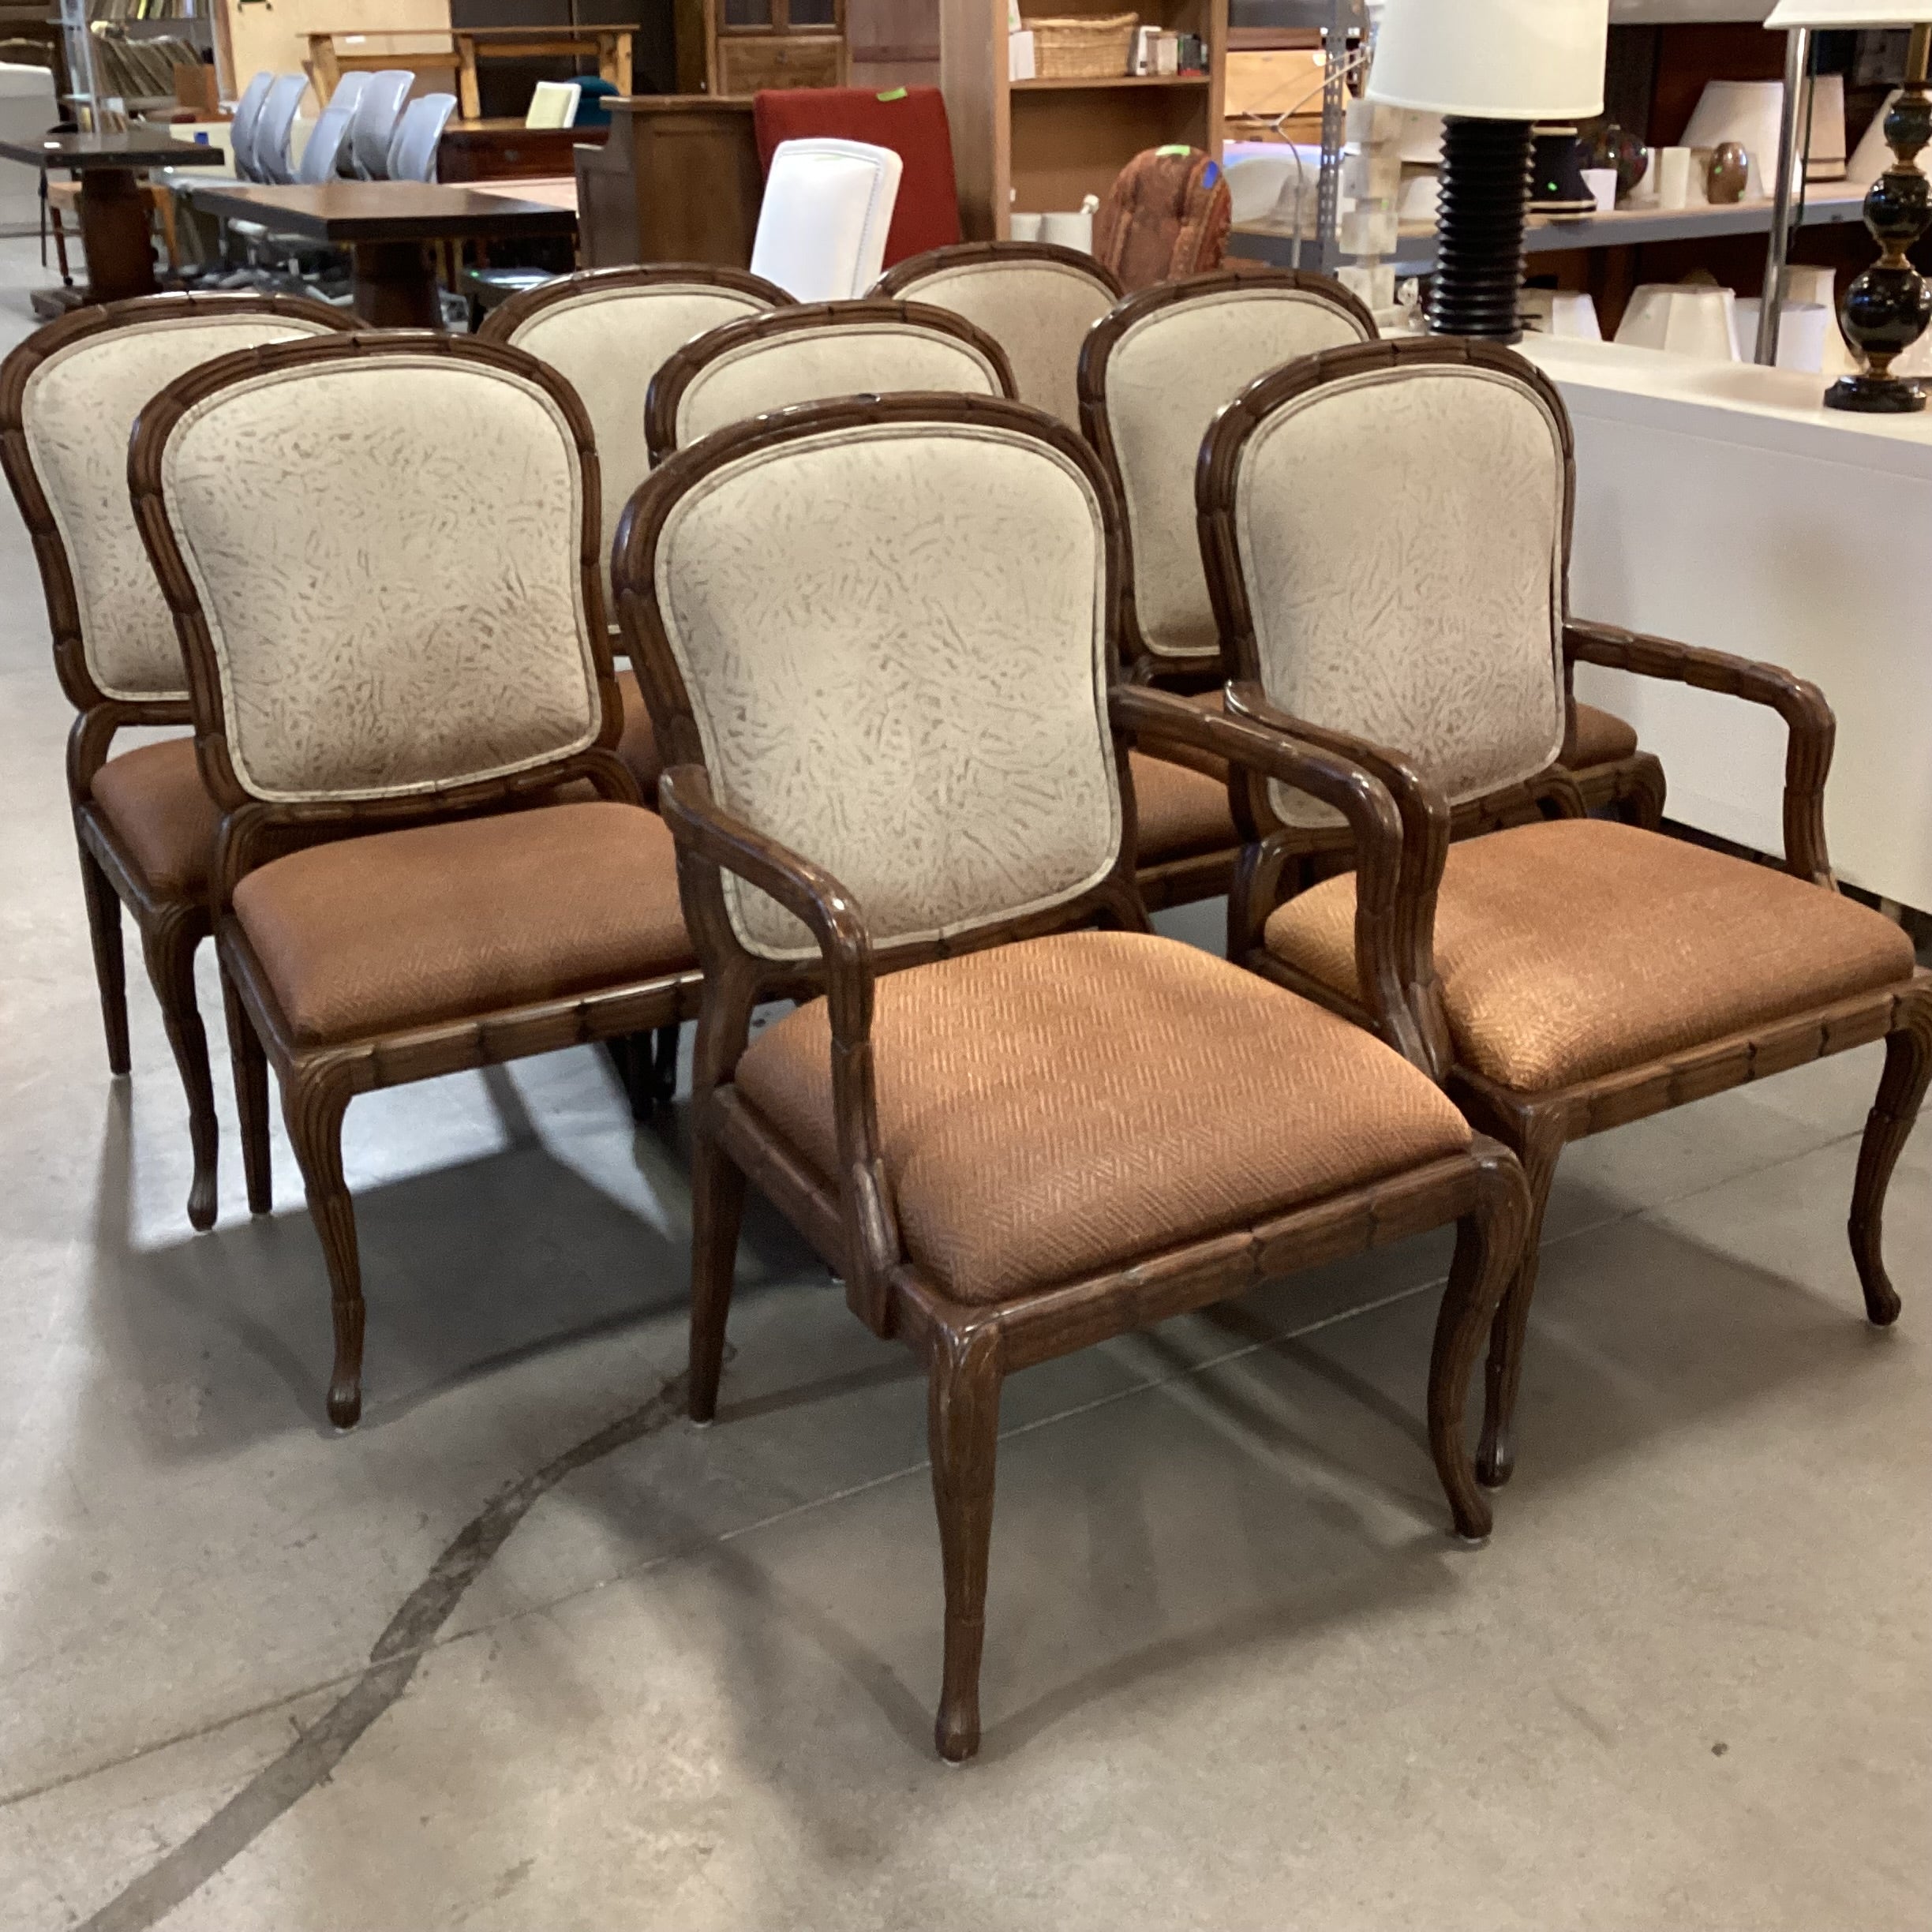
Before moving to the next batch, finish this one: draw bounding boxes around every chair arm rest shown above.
[1110,683,1438,1073]
[1564,618,1835,885]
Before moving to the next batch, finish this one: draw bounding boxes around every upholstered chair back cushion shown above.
[886,256,1114,427]
[21,313,344,702]
[672,320,1005,450]
[158,353,601,803]
[1234,364,1567,826]
[1103,286,1372,664]
[501,281,781,599]
[651,418,1120,960]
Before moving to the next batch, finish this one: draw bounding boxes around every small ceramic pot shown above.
[1707,142,1749,205]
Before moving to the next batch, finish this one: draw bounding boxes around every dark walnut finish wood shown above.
[128,332,703,1428]
[873,236,1127,304]
[181,182,579,329]
[1203,335,1932,1489]
[437,116,608,183]
[477,260,796,346]
[612,392,1533,1761]
[0,294,358,1234]
[574,96,764,271]
[642,298,1019,464]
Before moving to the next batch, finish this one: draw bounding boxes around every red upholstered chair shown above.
[751,86,961,269]
[1094,147,1231,292]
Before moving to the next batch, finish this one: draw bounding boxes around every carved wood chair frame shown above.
[613,391,1533,1761]
[128,331,704,1428]
[0,292,358,1233]
[1202,335,1932,1490]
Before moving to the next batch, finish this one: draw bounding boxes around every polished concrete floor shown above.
[2,240,1928,1931]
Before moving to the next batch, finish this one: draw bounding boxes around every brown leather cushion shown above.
[1129,747,1237,863]
[614,667,662,804]
[234,802,695,1046]
[734,928,1471,1305]
[1568,702,1641,768]
[88,737,219,899]
[1265,818,1917,1093]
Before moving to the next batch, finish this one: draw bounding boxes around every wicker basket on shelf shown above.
[1023,13,1139,80]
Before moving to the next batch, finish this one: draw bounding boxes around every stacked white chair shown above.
[386,93,457,184]
[348,70,416,181]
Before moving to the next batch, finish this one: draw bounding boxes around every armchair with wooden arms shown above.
[613,390,1532,1761]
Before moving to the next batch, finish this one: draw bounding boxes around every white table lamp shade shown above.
[1765,2,1929,24]
[1368,0,1609,120]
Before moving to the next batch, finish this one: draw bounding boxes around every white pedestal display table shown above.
[1522,335,1932,915]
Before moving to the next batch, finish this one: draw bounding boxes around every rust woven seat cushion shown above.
[613,667,662,803]
[1569,702,1640,767]
[1265,818,1917,1093]
[234,802,695,1045]
[88,736,219,898]
[733,928,1470,1305]
[1129,748,1236,863]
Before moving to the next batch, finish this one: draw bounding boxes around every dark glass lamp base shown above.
[1825,371,1928,414]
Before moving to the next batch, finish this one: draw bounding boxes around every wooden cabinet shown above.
[574,94,764,264]
[677,0,848,94]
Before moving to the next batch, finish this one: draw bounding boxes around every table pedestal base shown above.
[350,240,442,328]
[77,166,159,302]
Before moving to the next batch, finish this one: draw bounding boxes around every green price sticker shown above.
[877,87,908,102]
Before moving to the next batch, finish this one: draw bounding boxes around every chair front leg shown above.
[688,1128,747,1425]
[283,1059,363,1428]
[1428,1139,1532,1542]
[75,835,130,1076]
[141,905,218,1233]
[927,1317,1003,1763]
[1851,990,1932,1327]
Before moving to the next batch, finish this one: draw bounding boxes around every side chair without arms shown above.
[645,299,1251,916]
[0,293,357,1231]
[872,240,1125,429]
[129,332,703,1427]
[1202,337,1929,1488]
[612,391,1533,1762]
[480,264,796,1115]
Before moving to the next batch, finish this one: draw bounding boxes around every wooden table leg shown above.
[455,36,482,121]
[350,239,443,328]
[76,166,158,301]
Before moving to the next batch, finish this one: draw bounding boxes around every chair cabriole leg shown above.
[1850,994,1932,1326]
[687,1129,746,1424]
[1430,1140,1532,1543]
[77,838,130,1076]
[1477,1107,1566,1490]
[142,908,218,1232]
[283,1065,362,1428]
[221,965,273,1216]
[926,1320,1002,1762]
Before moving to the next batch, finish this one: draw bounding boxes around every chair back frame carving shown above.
[873,238,1124,304]
[476,262,796,346]
[642,299,1018,463]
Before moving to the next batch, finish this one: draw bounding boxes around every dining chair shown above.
[1202,336,1928,1488]
[612,391,1532,1761]
[749,137,903,301]
[227,71,275,182]
[872,240,1124,429]
[251,73,310,186]
[0,293,357,1233]
[386,92,458,184]
[348,70,416,182]
[1093,147,1231,293]
[129,333,702,1426]
[479,265,794,807]
[295,98,358,185]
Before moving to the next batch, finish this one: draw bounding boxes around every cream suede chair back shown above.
[4,298,351,706]
[138,339,607,805]
[646,300,1013,462]
[1200,339,1570,828]
[620,399,1122,963]
[1079,271,1376,669]
[479,266,793,605]
[874,242,1123,429]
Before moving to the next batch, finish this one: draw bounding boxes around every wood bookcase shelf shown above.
[942,0,1226,238]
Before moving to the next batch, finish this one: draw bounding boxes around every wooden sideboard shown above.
[575,94,763,267]
[438,115,607,181]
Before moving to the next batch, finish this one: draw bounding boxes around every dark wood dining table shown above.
[0,130,227,308]
[182,181,578,328]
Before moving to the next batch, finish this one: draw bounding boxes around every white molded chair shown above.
[296,99,358,185]
[386,92,456,183]
[250,73,309,185]
[225,71,275,182]
[750,137,902,302]
[349,70,415,181]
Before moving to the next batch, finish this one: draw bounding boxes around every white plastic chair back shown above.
[325,70,370,124]
[349,70,415,181]
[526,80,580,129]
[296,101,357,184]
[750,138,902,302]
[251,73,309,185]
[227,72,274,181]
[386,93,456,184]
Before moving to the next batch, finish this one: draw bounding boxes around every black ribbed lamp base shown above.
[1428,116,1534,343]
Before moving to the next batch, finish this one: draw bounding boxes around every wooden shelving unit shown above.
[941,0,1226,238]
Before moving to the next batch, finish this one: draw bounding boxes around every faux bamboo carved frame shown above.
[615,394,1534,1759]
[129,331,703,1426]
[1201,336,1931,1488]
[873,237,1126,306]
[642,298,1019,463]
[475,260,797,348]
